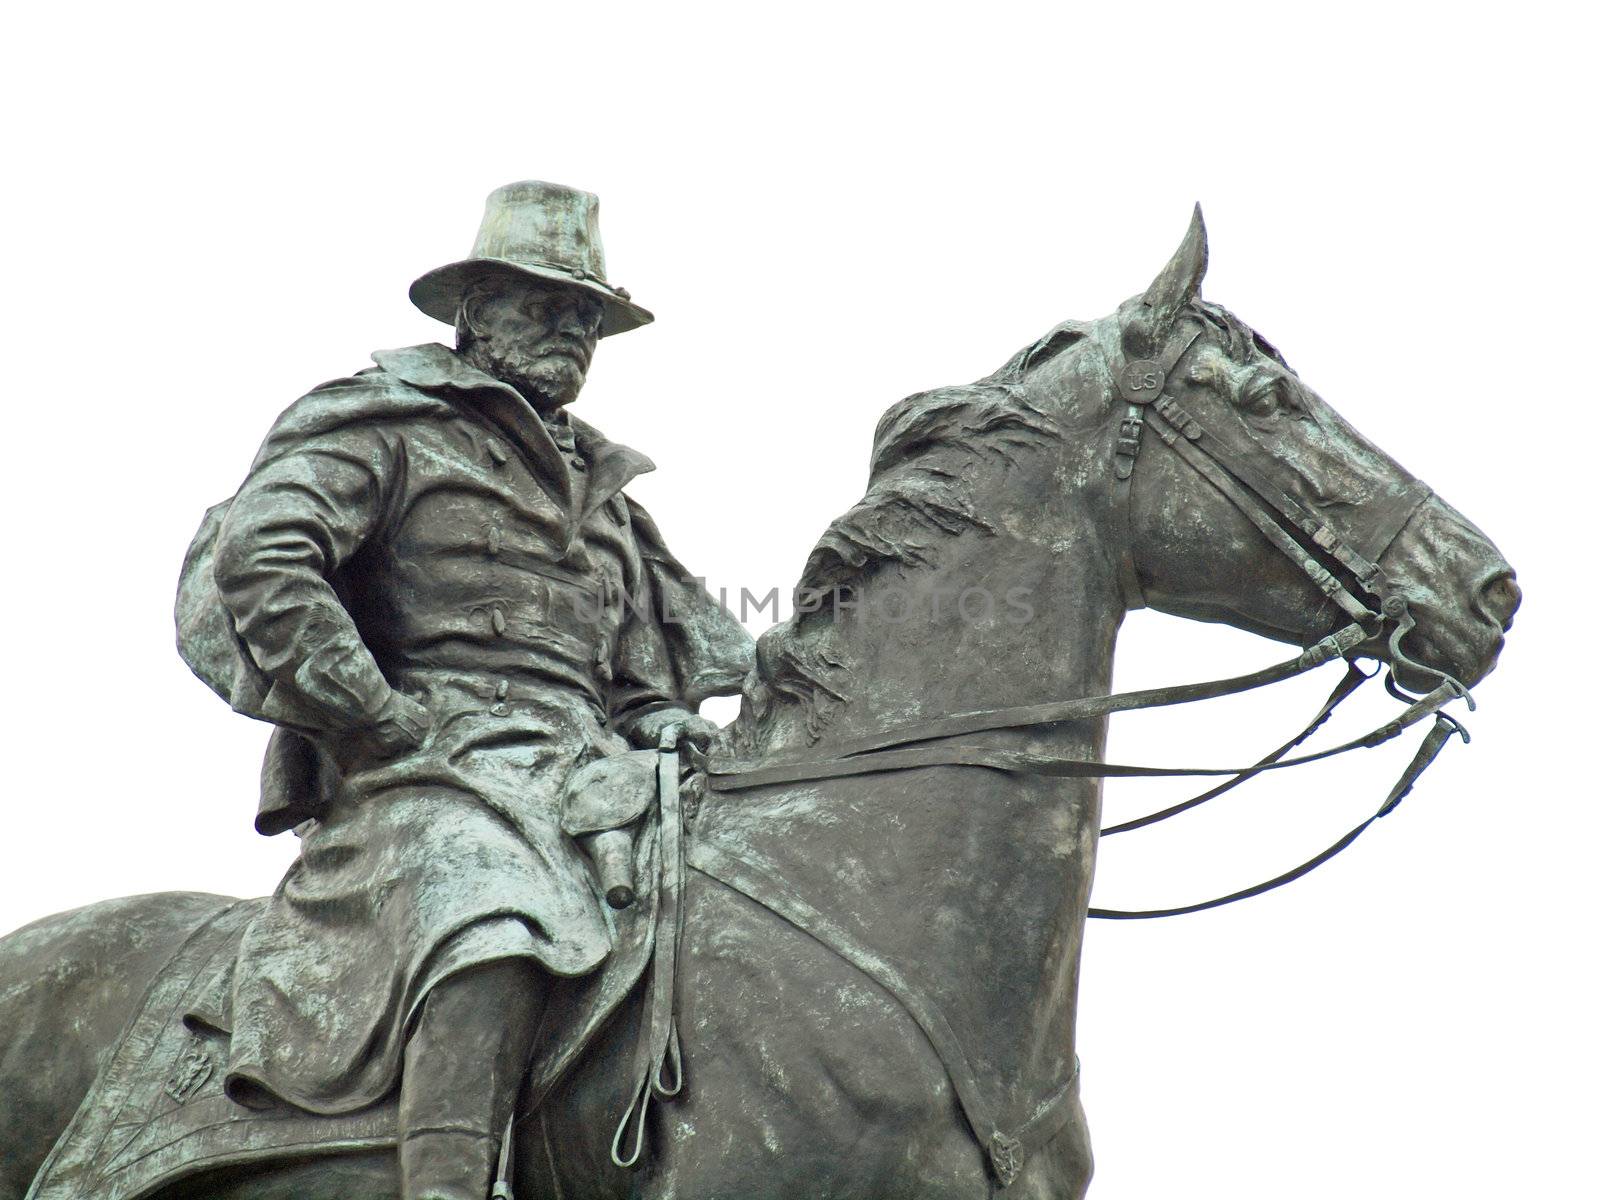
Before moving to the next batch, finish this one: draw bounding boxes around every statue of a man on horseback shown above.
[2,199,1521,1200]
[172,181,752,1200]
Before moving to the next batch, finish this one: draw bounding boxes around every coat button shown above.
[486,438,509,466]
[491,678,510,716]
[487,526,503,557]
[491,607,507,636]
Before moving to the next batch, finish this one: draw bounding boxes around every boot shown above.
[399,958,544,1200]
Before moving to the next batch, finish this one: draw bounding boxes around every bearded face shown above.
[458,279,604,411]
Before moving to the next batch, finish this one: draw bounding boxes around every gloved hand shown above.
[628,707,720,753]
[368,689,433,757]
[671,714,722,753]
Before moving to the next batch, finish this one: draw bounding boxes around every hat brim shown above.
[409,258,654,338]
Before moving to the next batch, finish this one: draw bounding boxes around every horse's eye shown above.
[1274,378,1307,417]
[1240,374,1299,419]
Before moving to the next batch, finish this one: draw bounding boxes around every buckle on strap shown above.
[1113,408,1145,480]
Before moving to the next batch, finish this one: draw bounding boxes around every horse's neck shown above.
[721,451,1124,1108]
[745,433,1123,756]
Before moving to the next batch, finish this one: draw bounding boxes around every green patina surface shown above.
[1,191,1518,1200]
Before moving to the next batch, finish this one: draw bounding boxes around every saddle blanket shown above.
[26,880,656,1199]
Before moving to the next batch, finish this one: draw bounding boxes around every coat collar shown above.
[371,343,655,548]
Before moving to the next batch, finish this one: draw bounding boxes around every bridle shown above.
[704,314,1478,919]
[1110,316,1457,695]
[600,321,1483,1189]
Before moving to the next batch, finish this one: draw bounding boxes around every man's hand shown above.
[369,689,432,757]
[671,714,722,753]
[630,706,720,753]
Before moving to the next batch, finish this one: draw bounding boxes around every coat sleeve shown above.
[624,497,755,704]
[604,497,756,747]
[606,516,686,745]
[212,425,403,733]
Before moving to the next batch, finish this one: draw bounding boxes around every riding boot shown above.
[399,957,544,1200]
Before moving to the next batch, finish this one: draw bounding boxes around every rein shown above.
[603,336,1479,1186]
[704,316,1476,919]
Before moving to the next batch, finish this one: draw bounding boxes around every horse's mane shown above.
[735,324,1086,745]
[797,322,1094,594]
[731,302,1288,747]
[1192,298,1292,371]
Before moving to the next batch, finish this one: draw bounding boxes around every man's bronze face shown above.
[463,280,604,411]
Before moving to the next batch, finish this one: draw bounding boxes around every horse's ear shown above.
[1124,204,1208,357]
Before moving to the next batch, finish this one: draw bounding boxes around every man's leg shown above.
[399,957,545,1200]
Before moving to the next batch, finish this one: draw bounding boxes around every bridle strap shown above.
[705,678,1458,793]
[1112,437,1146,609]
[708,621,1367,781]
[1144,407,1379,626]
[1089,713,1463,919]
[1099,660,1371,836]
[1152,391,1434,593]
[1360,481,1434,573]
[1117,319,1469,704]
[1143,392,1469,702]
[700,316,1476,919]
[1110,324,1204,609]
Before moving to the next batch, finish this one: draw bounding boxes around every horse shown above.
[0,209,1519,1200]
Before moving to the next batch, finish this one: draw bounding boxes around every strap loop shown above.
[609,726,688,1171]
[1100,661,1371,836]
[1089,714,1464,919]
[709,622,1369,786]
[707,665,1454,794]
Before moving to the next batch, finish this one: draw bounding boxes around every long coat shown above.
[175,343,751,1114]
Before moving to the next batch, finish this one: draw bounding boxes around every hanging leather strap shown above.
[702,680,1462,921]
[610,728,687,1170]
[708,621,1369,786]
[1100,661,1372,836]
[706,672,1453,794]
[1089,713,1465,919]
[491,1116,516,1200]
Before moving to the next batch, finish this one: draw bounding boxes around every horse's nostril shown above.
[1478,571,1522,632]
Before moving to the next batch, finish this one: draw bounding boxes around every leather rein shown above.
[586,334,1476,1189]
[703,318,1476,919]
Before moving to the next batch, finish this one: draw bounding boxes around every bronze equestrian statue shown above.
[0,192,1519,1200]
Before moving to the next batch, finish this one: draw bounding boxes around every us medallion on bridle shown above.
[1,204,1521,1200]
[709,205,1499,915]
[1083,212,1480,912]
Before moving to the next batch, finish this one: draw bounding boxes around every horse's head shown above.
[1107,209,1518,692]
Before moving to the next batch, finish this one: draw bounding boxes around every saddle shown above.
[25,797,668,1200]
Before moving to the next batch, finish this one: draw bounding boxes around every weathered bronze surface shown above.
[0,186,1519,1200]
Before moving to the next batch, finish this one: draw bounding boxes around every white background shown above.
[1,4,1594,1196]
